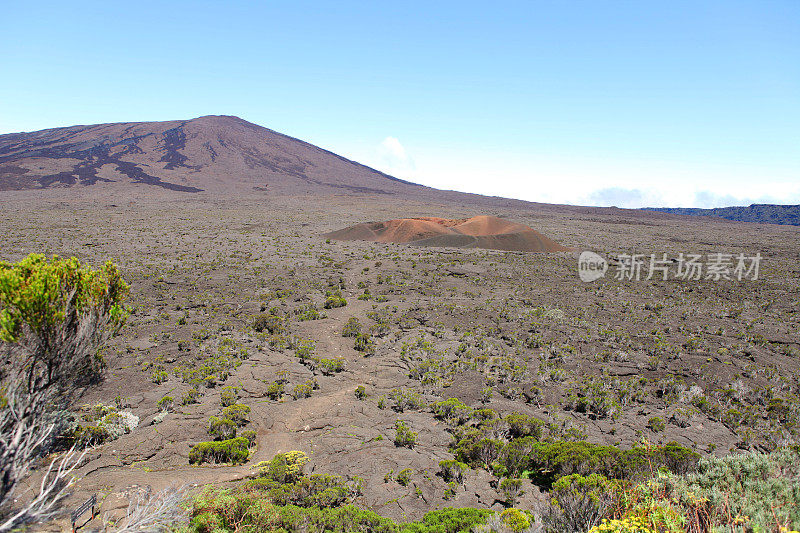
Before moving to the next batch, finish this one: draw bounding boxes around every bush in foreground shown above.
[189,437,250,465]
[186,489,495,533]
[0,254,128,530]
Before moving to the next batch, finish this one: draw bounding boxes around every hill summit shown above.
[0,115,423,194]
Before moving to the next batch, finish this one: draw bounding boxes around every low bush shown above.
[497,440,699,486]
[252,313,284,334]
[396,468,413,486]
[73,425,112,447]
[324,290,347,309]
[259,451,309,482]
[355,385,367,400]
[639,447,800,532]
[390,388,426,412]
[317,357,345,375]
[394,420,417,448]
[221,403,250,426]
[219,386,239,407]
[432,398,473,425]
[295,303,322,321]
[439,460,468,484]
[182,388,201,405]
[208,416,237,440]
[186,489,493,533]
[291,379,317,399]
[241,430,257,447]
[342,317,362,337]
[266,380,284,400]
[646,416,666,433]
[504,412,544,439]
[499,478,524,506]
[157,395,174,412]
[189,437,250,465]
[542,473,617,533]
[353,333,375,355]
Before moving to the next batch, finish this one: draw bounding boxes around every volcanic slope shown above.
[324,215,572,252]
[0,115,425,195]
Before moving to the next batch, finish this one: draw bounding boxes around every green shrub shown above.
[472,408,498,421]
[480,387,494,403]
[219,386,239,407]
[504,412,544,439]
[208,416,237,440]
[324,290,347,309]
[151,370,168,384]
[252,313,284,334]
[439,460,468,484]
[396,468,413,486]
[498,508,533,532]
[182,388,201,405]
[0,253,128,345]
[499,478,524,506]
[506,440,699,486]
[241,430,257,447]
[255,451,309,484]
[221,404,250,426]
[432,398,472,425]
[342,317,362,337]
[353,333,375,355]
[291,379,317,400]
[245,472,353,508]
[414,508,493,532]
[317,357,344,375]
[295,303,322,321]
[189,437,250,465]
[294,339,315,360]
[643,446,800,532]
[355,385,367,400]
[157,395,174,412]
[185,490,492,533]
[543,473,617,533]
[647,416,666,433]
[390,388,426,412]
[74,425,112,447]
[266,380,284,400]
[394,420,417,448]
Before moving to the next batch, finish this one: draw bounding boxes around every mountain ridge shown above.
[0,115,424,195]
[643,204,800,226]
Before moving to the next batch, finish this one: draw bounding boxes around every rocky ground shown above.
[1,190,798,530]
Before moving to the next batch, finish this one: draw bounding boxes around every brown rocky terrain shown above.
[0,117,798,531]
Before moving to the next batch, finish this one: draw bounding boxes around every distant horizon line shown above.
[2,114,797,212]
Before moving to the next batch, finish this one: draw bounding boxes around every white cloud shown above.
[692,189,800,208]
[586,187,662,209]
[336,138,800,208]
[376,136,415,177]
[380,136,407,160]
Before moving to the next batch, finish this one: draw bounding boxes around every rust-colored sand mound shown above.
[324,215,571,252]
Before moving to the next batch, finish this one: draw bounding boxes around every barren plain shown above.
[2,186,799,529]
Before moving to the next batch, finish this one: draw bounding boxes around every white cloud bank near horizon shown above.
[356,137,800,209]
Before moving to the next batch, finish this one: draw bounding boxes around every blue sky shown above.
[1,1,798,207]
